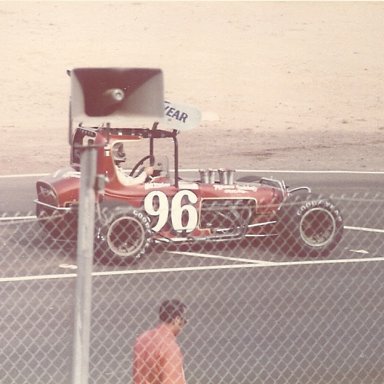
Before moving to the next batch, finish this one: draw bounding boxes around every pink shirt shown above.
[133,324,186,384]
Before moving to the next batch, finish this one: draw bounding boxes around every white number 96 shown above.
[144,190,198,232]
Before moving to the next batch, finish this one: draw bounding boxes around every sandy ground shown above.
[0,1,383,175]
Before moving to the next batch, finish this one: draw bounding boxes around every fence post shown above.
[71,146,97,384]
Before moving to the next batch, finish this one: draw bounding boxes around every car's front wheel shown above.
[95,207,152,265]
[277,192,343,257]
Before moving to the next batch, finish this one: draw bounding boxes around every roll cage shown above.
[71,122,181,187]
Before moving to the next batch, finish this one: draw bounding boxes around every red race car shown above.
[35,118,343,265]
[35,68,343,264]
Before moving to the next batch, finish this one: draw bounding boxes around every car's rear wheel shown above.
[277,192,343,257]
[95,207,152,265]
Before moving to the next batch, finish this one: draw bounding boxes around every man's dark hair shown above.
[159,299,187,323]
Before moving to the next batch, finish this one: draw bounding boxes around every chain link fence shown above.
[1,191,384,384]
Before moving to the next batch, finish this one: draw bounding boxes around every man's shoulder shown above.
[135,325,176,346]
[136,327,156,343]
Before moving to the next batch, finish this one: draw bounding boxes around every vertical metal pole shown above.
[72,146,97,384]
[173,130,179,188]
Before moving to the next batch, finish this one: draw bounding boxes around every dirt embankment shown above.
[0,2,383,174]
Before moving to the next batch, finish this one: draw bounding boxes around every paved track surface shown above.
[1,171,384,384]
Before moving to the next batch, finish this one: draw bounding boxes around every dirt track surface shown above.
[0,2,383,174]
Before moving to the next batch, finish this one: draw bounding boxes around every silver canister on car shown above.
[199,169,216,184]
[218,168,236,185]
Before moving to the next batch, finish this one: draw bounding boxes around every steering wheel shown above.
[129,155,154,177]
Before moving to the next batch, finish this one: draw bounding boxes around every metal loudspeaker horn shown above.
[69,67,164,125]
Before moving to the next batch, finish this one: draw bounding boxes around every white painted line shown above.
[59,264,78,270]
[0,173,49,178]
[242,170,384,174]
[0,216,36,222]
[1,256,384,284]
[349,249,369,254]
[179,169,384,175]
[2,169,384,179]
[0,273,77,283]
[168,250,276,265]
[344,225,384,234]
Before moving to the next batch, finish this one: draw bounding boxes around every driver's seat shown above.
[116,166,147,186]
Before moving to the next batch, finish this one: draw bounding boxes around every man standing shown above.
[133,299,188,384]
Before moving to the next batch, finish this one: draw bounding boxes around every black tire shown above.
[277,192,343,257]
[95,207,152,265]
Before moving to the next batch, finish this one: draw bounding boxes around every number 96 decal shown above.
[144,190,198,232]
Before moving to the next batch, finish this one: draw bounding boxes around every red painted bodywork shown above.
[36,126,288,239]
